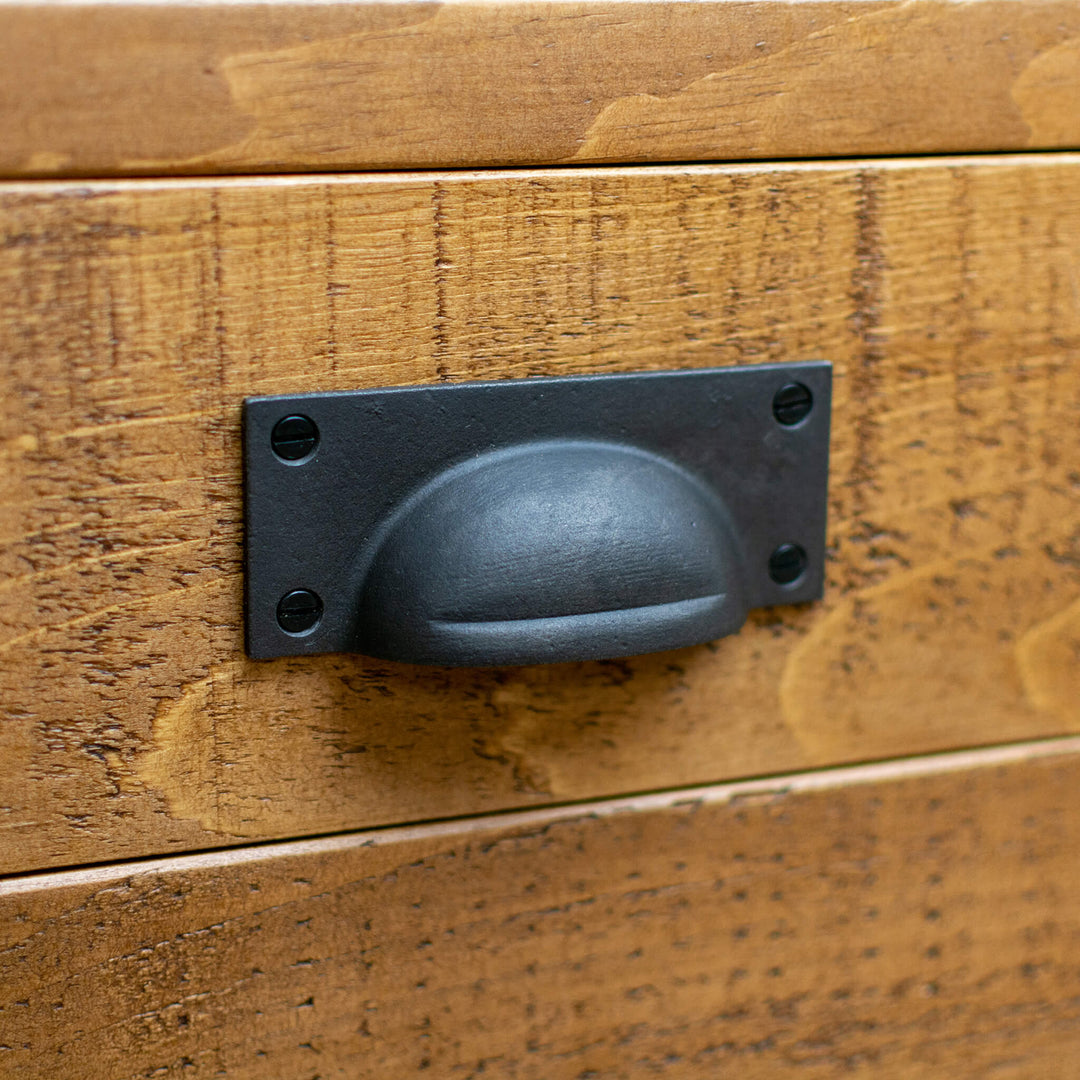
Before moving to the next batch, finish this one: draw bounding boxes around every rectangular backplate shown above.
[244,363,831,661]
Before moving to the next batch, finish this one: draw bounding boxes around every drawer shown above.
[6,0,1080,1073]
[4,740,1080,1077]
[3,158,1080,875]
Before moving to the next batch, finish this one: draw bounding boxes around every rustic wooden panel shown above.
[3,0,1080,177]
[3,158,1080,874]
[4,740,1080,1078]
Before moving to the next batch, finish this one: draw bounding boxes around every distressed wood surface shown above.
[3,0,1080,177]
[4,740,1080,1078]
[3,158,1080,875]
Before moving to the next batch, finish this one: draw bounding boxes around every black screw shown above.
[277,589,323,634]
[769,543,808,586]
[772,383,813,426]
[271,414,319,461]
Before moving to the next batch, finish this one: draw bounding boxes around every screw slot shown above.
[277,589,323,634]
[271,414,319,462]
[769,543,808,586]
[772,383,813,426]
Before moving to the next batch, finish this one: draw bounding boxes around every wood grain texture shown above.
[4,740,1080,1078]
[4,157,1080,875]
[3,0,1080,177]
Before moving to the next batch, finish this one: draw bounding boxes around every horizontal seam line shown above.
[3,148,1080,187]
[3,733,1080,891]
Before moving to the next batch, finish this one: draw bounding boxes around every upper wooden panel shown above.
[2,0,1080,177]
[3,157,1080,875]
[5,741,1080,1077]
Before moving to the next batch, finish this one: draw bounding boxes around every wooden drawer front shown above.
[3,158,1080,876]
[3,0,1080,177]
[4,741,1080,1078]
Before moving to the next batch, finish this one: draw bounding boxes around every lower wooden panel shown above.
[4,157,1080,874]
[4,741,1080,1078]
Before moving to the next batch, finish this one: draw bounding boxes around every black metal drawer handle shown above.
[244,364,831,666]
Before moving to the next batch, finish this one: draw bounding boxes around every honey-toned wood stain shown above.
[4,740,1080,1077]
[2,0,1080,176]
[5,0,1080,1068]
[3,158,1080,875]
